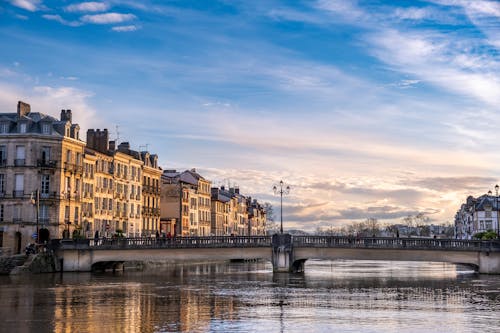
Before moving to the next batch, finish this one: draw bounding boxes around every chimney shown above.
[235,187,240,194]
[109,140,116,151]
[87,129,109,152]
[118,142,130,151]
[17,101,31,118]
[60,109,72,123]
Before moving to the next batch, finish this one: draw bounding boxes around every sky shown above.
[1,0,500,231]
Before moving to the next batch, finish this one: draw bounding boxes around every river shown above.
[0,260,499,333]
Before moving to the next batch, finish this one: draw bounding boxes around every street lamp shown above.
[273,180,290,234]
[31,189,39,244]
[496,184,499,239]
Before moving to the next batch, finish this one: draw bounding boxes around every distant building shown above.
[160,169,211,236]
[455,194,500,239]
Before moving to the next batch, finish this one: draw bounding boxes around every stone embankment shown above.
[0,253,59,275]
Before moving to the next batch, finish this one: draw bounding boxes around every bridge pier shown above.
[479,252,500,274]
[272,234,294,272]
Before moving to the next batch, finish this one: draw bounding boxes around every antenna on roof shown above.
[115,125,120,143]
[139,144,150,151]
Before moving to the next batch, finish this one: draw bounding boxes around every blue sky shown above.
[1,0,500,231]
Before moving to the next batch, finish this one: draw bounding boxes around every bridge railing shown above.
[86,236,272,249]
[292,236,500,251]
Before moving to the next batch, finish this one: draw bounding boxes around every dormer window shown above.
[42,123,51,134]
[19,123,27,133]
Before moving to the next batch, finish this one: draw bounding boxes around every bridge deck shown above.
[55,236,500,252]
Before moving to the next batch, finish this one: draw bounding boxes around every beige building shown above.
[141,151,162,237]
[210,187,230,236]
[211,187,267,236]
[160,169,211,236]
[246,198,267,236]
[86,131,162,238]
[0,102,85,252]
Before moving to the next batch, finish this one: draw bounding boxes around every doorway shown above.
[15,232,22,254]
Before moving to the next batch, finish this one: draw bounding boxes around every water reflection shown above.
[0,260,499,333]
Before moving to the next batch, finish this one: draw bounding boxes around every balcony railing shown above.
[37,159,57,168]
[13,190,25,198]
[64,162,83,174]
[14,159,25,166]
[39,217,50,224]
[40,191,57,200]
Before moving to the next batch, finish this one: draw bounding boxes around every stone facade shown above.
[455,194,500,239]
[0,102,85,252]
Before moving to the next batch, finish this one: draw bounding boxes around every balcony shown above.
[40,191,57,200]
[64,162,83,174]
[14,159,25,166]
[39,217,50,224]
[37,159,57,169]
[13,190,25,198]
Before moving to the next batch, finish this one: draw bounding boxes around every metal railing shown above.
[293,236,500,251]
[60,236,273,249]
[53,235,500,252]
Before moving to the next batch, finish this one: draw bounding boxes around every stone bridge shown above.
[52,234,500,274]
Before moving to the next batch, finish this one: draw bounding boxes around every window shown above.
[41,175,50,195]
[0,122,8,133]
[14,174,24,197]
[13,205,21,222]
[41,147,51,162]
[0,205,3,222]
[64,206,70,222]
[65,177,71,193]
[75,178,80,196]
[42,123,51,134]
[40,205,49,223]
[74,207,79,224]
[19,123,27,133]
[0,146,6,166]
[15,146,25,166]
[0,174,4,194]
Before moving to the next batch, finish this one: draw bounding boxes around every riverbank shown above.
[0,253,59,275]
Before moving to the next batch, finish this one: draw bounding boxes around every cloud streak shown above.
[81,12,136,24]
[8,0,41,12]
[42,14,82,27]
[65,2,109,13]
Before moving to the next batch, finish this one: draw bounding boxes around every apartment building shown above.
[86,131,162,238]
[455,194,500,239]
[0,102,85,252]
[160,169,211,236]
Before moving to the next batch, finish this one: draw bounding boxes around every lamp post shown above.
[31,189,39,244]
[496,184,499,239]
[273,180,290,234]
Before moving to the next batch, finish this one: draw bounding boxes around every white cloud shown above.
[65,2,109,13]
[111,25,138,32]
[81,12,136,24]
[393,7,432,20]
[367,29,500,105]
[42,14,82,27]
[9,0,41,12]
[0,80,103,138]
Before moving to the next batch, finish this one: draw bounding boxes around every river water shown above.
[0,260,499,333]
